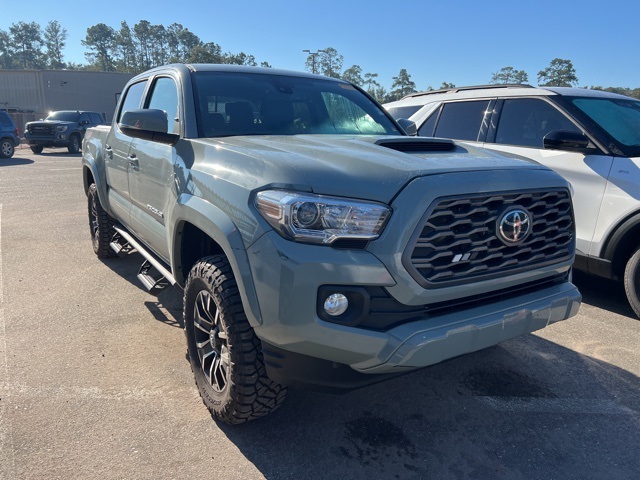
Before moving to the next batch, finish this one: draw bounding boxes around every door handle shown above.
[128,154,139,171]
[105,144,113,159]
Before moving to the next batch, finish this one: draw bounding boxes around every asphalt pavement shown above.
[0,148,638,480]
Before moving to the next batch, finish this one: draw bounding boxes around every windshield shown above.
[192,72,402,137]
[385,105,422,120]
[571,97,640,152]
[46,111,80,122]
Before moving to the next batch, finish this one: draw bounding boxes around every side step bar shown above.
[112,226,176,293]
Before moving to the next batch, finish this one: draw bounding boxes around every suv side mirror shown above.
[543,130,593,153]
[119,109,179,145]
[396,118,417,136]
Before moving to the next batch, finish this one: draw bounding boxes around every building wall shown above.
[0,70,135,130]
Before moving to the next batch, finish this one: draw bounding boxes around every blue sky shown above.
[2,0,638,90]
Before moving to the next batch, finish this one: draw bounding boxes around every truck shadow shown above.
[217,335,640,480]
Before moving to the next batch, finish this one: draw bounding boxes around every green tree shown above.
[0,29,16,69]
[342,64,364,86]
[260,61,272,68]
[43,21,67,69]
[364,72,380,96]
[10,21,44,69]
[491,66,528,84]
[374,85,389,103]
[315,47,343,78]
[225,52,257,66]
[538,58,578,87]
[389,68,417,101]
[82,23,116,71]
[187,42,223,63]
[115,21,137,72]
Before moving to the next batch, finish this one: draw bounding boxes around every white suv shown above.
[385,85,640,316]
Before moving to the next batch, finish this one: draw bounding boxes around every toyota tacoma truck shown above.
[82,64,581,425]
[26,110,105,154]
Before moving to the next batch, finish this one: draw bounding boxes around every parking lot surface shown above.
[1,149,639,480]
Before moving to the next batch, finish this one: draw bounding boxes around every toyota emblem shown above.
[498,208,532,245]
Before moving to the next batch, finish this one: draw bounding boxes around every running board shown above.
[112,226,176,293]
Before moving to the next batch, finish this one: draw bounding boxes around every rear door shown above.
[104,79,148,227]
[127,75,181,261]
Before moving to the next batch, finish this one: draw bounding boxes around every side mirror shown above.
[119,109,179,145]
[396,118,417,136]
[543,130,592,153]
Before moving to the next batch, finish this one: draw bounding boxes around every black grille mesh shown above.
[406,189,574,287]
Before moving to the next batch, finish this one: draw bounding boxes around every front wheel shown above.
[184,255,287,424]
[87,183,116,258]
[68,134,81,154]
[623,247,640,318]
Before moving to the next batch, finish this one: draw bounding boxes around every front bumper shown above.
[248,231,580,389]
[25,133,70,147]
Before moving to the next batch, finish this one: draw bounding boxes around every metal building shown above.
[0,69,135,131]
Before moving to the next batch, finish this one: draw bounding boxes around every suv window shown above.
[89,112,103,124]
[118,80,147,122]
[496,98,580,148]
[147,77,180,134]
[433,100,490,141]
[385,105,421,120]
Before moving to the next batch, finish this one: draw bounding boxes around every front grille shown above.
[28,124,54,135]
[404,189,574,288]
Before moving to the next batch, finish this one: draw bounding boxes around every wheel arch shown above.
[602,210,640,280]
[170,194,263,327]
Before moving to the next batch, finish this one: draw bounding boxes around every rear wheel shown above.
[184,255,286,424]
[68,134,81,154]
[0,139,14,158]
[30,145,44,154]
[624,247,640,318]
[87,183,116,258]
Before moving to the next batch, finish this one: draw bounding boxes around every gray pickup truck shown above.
[26,110,105,154]
[82,64,581,424]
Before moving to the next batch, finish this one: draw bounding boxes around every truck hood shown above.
[26,120,75,127]
[192,135,547,203]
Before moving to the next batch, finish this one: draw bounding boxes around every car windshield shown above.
[46,111,80,122]
[192,72,402,137]
[570,97,640,151]
[385,105,422,120]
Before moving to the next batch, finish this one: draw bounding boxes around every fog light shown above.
[324,293,348,316]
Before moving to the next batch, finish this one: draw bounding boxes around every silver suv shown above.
[385,85,640,317]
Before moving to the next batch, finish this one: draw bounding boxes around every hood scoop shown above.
[376,137,455,153]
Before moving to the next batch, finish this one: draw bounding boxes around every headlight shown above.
[256,190,391,246]
[56,125,68,132]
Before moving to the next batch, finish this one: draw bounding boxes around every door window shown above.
[117,80,147,122]
[432,100,490,141]
[147,77,180,134]
[495,98,580,148]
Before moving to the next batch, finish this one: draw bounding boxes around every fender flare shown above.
[602,210,640,277]
[81,140,111,215]
[169,194,263,327]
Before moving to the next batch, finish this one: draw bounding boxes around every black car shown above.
[25,110,105,154]
[0,110,20,159]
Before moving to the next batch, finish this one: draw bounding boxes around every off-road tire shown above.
[0,138,14,158]
[68,134,81,154]
[184,255,286,424]
[87,183,116,258]
[624,247,640,318]
[30,145,44,154]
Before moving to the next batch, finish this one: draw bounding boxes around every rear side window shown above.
[117,80,147,122]
[147,77,180,134]
[433,101,489,141]
[495,98,580,148]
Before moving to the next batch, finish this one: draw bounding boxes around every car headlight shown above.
[56,125,68,132]
[256,190,391,246]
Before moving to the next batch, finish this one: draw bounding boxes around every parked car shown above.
[25,110,105,154]
[0,110,20,159]
[384,85,640,316]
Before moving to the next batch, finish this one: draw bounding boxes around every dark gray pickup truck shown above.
[82,64,581,424]
[26,110,105,154]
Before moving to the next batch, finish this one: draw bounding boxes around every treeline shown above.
[1,20,639,103]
